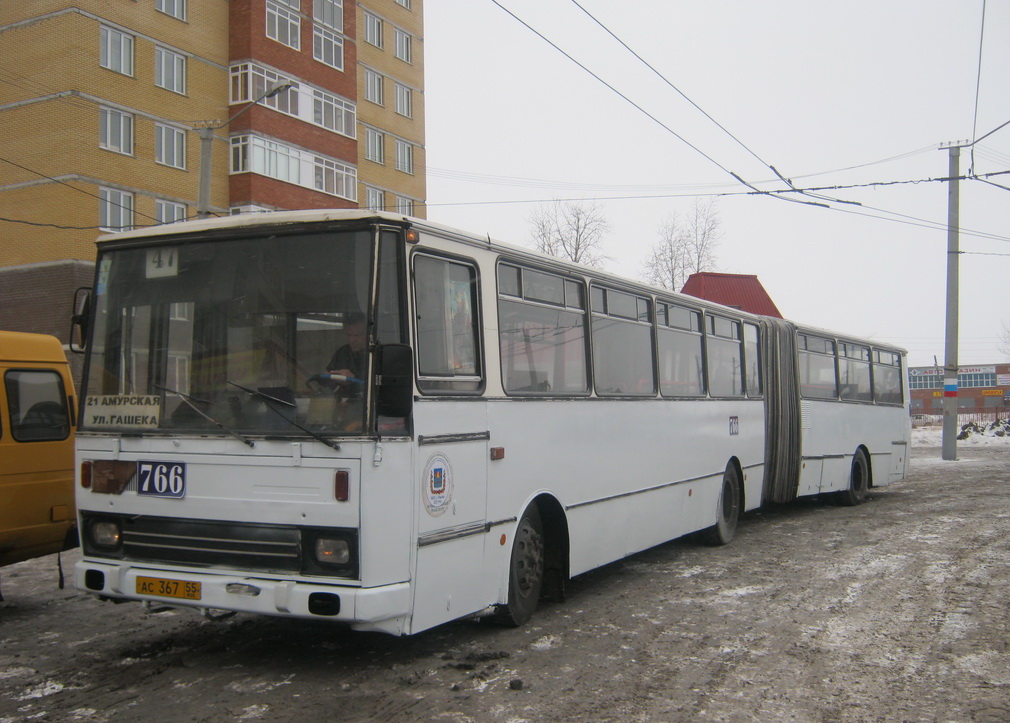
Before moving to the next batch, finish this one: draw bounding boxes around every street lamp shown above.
[196,81,294,218]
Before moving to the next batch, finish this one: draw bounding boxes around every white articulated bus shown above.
[72,210,910,635]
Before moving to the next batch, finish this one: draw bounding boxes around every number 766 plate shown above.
[137,461,187,498]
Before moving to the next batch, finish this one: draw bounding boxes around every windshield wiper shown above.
[227,381,341,451]
[154,384,255,448]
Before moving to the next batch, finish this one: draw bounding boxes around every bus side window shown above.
[498,264,589,395]
[591,287,656,396]
[706,315,744,398]
[798,334,838,400]
[413,254,482,393]
[657,303,704,397]
[4,370,71,442]
[873,350,903,404]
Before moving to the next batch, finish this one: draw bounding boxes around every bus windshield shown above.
[83,229,375,436]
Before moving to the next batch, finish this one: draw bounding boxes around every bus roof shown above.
[97,209,415,244]
[0,331,68,364]
[96,210,906,356]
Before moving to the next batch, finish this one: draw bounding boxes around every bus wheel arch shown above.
[837,447,871,506]
[495,495,568,627]
[701,458,744,546]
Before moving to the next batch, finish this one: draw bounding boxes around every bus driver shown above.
[327,313,367,396]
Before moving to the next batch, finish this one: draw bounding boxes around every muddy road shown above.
[2,445,1009,722]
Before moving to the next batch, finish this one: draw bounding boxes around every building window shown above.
[155,124,186,169]
[394,83,412,117]
[364,69,383,104]
[960,372,997,388]
[155,47,186,94]
[395,139,413,174]
[395,196,413,215]
[100,26,133,76]
[156,200,186,224]
[366,187,384,211]
[313,157,356,200]
[394,28,412,63]
[267,0,301,50]
[312,89,355,137]
[394,0,410,8]
[100,188,133,232]
[231,135,356,202]
[99,107,133,155]
[156,0,186,21]
[364,12,382,47]
[365,128,384,163]
[313,24,344,70]
[230,64,300,115]
[314,0,342,30]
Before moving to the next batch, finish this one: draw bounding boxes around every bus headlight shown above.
[314,537,350,565]
[90,520,122,548]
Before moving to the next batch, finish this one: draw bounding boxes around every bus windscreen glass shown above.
[83,230,374,435]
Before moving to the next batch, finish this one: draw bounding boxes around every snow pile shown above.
[912,419,1010,447]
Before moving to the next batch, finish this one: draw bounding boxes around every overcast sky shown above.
[421,0,1010,368]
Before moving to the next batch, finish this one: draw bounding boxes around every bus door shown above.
[408,253,489,632]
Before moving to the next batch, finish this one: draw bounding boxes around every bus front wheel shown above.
[701,464,741,546]
[496,505,545,627]
[837,449,870,506]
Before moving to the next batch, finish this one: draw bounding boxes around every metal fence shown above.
[912,412,1010,428]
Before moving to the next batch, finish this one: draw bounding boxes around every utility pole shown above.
[941,143,960,461]
[195,81,293,218]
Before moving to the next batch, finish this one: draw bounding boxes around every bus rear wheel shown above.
[496,505,544,627]
[837,449,869,506]
[701,464,741,546]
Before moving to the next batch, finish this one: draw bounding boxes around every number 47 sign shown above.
[138,461,187,498]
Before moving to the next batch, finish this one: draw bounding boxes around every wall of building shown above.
[356,0,425,215]
[909,364,1010,418]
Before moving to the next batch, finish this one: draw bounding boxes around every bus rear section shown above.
[0,331,77,570]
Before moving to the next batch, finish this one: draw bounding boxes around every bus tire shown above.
[701,464,741,546]
[496,505,545,627]
[837,449,869,506]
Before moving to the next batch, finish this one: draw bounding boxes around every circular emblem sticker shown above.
[422,453,453,517]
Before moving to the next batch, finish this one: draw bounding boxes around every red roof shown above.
[680,272,783,318]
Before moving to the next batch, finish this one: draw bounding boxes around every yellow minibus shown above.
[0,331,77,577]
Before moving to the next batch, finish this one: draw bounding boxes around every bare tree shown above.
[641,199,722,291]
[529,200,610,268]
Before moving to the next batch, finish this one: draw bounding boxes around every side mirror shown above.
[70,287,92,354]
[376,344,413,418]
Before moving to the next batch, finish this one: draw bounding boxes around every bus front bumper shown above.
[74,560,411,633]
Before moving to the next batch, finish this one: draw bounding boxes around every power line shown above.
[488,1,866,212]
[566,0,773,173]
[969,0,987,175]
[486,0,735,180]
[0,155,160,224]
[424,169,1010,244]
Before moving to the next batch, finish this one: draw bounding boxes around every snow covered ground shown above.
[912,420,1010,447]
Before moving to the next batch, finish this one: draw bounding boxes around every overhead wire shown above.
[0,155,161,225]
[478,2,1010,252]
[566,0,772,173]
[565,0,865,209]
[968,0,987,175]
[485,0,836,210]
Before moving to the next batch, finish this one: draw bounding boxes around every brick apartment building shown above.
[0,0,424,370]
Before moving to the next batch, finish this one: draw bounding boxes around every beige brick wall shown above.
[356,0,425,215]
[0,3,232,266]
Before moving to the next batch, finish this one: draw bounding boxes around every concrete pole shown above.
[941,145,960,461]
[194,82,292,220]
[197,126,215,219]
